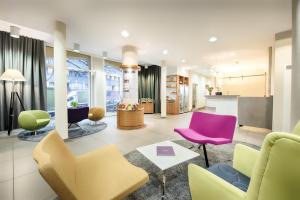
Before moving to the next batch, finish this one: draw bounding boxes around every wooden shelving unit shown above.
[140,102,154,114]
[166,75,189,115]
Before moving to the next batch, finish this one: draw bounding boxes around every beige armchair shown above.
[33,131,149,200]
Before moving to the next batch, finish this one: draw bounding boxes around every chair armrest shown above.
[233,144,260,177]
[188,164,246,200]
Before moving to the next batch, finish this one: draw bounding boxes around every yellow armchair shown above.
[33,131,149,200]
[88,107,105,122]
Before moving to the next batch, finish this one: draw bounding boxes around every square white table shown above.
[137,140,200,199]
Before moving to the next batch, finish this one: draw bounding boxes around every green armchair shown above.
[188,131,300,200]
[18,110,50,134]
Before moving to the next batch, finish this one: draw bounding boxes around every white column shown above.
[272,38,292,131]
[122,68,139,104]
[160,60,167,118]
[91,57,106,113]
[54,21,68,139]
[291,0,300,128]
[188,71,193,111]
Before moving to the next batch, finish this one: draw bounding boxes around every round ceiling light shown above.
[121,30,130,38]
[209,36,218,43]
[163,49,168,55]
[181,59,186,63]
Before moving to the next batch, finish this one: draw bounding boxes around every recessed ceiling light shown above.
[121,30,130,38]
[73,43,80,53]
[209,36,218,43]
[10,26,20,38]
[163,50,168,55]
[181,59,186,63]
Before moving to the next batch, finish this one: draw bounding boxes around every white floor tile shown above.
[14,172,55,200]
[0,160,13,182]
[0,180,13,200]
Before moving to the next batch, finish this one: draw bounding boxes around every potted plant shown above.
[70,101,78,108]
[205,84,214,96]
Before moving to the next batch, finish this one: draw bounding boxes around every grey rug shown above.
[17,119,107,142]
[124,140,259,200]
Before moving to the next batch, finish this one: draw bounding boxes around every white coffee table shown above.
[137,140,199,199]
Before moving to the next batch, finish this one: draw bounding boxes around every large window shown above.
[46,47,91,116]
[104,63,123,115]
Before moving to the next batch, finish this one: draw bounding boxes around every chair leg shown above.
[202,144,209,168]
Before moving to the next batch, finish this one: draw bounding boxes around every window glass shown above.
[45,47,91,116]
[104,64,123,115]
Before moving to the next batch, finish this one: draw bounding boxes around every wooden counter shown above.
[167,101,179,115]
[117,109,145,129]
[140,102,154,114]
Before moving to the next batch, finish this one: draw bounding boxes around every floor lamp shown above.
[0,69,26,135]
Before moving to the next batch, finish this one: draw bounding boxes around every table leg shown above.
[162,174,166,199]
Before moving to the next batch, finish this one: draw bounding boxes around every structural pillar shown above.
[54,21,68,139]
[91,57,106,114]
[161,60,167,118]
[291,0,300,128]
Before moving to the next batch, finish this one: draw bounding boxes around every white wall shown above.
[219,75,266,97]
[273,38,292,131]
[189,72,207,109]
[166,66,189,77]
[166,66,177,75]
[177,67,189,77]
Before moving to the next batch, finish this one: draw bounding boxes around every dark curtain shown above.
[0,31,46,131]
[138,65,161,113]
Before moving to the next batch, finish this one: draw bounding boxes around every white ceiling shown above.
[0,0,292,76]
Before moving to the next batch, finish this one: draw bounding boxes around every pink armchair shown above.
[174,112,236,167]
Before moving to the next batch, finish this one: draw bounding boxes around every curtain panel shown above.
[138,65,161,113]
[0,31,46,131]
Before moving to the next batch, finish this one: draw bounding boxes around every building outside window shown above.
[104,63,123,116]
[45,47,91,116]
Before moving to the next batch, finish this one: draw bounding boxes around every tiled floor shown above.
[0,113,270,200]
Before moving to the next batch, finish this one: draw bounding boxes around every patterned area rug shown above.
[124,140,259,200]
[17,119,107,142]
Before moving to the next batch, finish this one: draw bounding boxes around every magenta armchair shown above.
[174,112,236,167]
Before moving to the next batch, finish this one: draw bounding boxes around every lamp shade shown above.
[0,69,26,82]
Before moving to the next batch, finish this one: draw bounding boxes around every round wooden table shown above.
[117,109,145,129]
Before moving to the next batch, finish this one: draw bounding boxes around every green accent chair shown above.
[18,110,50,134]
[292,120,300,135]
[188,132,300,200]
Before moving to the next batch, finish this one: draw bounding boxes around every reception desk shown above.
[205,95,239,117]
[205,95,273,129]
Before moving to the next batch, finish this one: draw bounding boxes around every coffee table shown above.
[137,140,199,199]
